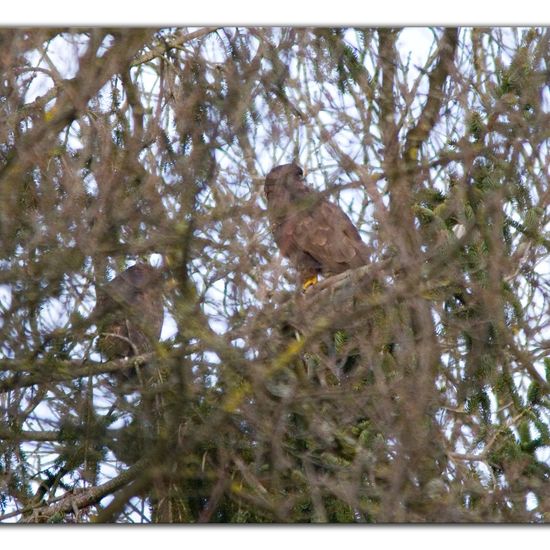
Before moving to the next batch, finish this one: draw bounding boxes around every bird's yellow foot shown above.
[302,275,318,291]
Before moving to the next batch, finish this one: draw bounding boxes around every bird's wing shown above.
[291,200,369,268]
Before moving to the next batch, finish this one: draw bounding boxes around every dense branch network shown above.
[0,26,549,524]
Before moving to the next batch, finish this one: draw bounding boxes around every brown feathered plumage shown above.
[93,263,164,361]
[265,163,370,287]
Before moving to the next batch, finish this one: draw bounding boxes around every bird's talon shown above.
[302,276,318,291]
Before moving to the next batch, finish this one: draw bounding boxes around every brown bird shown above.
[265,163,370,289]
[93,263,164,364]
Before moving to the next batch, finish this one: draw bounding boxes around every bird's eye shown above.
[296,167,304,178]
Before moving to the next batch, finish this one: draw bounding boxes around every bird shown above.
[93,263,164,368]
[264,163,370,290]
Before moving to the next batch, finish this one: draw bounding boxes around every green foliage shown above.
[312,28,371,95]
[468,111,484,142]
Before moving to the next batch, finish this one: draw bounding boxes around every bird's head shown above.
[264,163,305,198]
[122,263,162,290]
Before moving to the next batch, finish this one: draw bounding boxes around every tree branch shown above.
[130,27,220,67]
[378,28,399,172]
[0,354,153,393]
[0,30,153,200]
[15,458,149,523]
[403,28,459,163]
